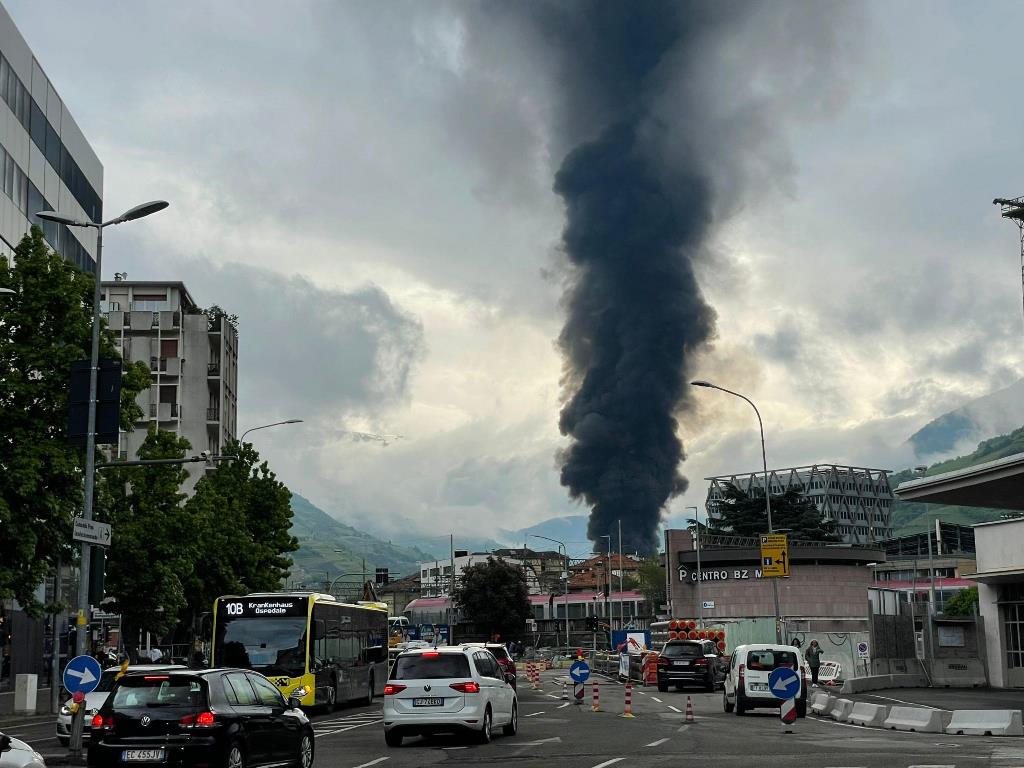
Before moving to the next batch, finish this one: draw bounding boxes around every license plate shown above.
[748,683,769,692]
[413,697,443,707]
[673,660,690,667]
[122,749,166,762]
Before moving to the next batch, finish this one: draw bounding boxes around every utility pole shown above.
[686,506,703,629]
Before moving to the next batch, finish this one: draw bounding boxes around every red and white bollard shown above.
[620,682,635,718]
[685,695,695,723]
[780,697,797,732]
[591,680,600,712]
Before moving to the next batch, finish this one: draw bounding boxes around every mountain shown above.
[908,378,1024,460]
[499,515,595,559]
[890,425,1024,533]
[287,494,437,585]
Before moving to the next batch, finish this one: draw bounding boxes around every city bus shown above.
[211,592,388,710]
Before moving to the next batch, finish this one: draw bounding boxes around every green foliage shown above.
[942,585,978,617]
[203,304,238,331]
[179,440,298,630]
[708,484,841,542]
[97,428,196,652]
[0,227,147,613]
[635,558,665,614]
[453,557,530,641]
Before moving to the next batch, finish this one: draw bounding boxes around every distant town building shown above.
[419,551,541,596]
[101,278,238,494]
[491,548,566,593]
[568,553,641,593]
[705,464,895,544]
[377,572,421,616]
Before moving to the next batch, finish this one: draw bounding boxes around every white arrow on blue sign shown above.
[767,667,801,700]
[63,654,103,695]
[569,660,590,683]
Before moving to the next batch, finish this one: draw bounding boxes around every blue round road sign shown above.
[569,660,591,684]
[63,654,103,695]
[767,667,800,700]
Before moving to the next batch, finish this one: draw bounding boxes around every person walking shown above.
[805,639,823,686]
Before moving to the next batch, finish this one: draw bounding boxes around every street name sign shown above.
[759,533,789,577]
[569,660,591,683]
[63,654,102,695]
[73,518,112,547]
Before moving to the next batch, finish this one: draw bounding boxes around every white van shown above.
[722,643,808,717]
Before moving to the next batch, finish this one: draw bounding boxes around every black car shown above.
[656,640,725,693]
[87,669,314,768]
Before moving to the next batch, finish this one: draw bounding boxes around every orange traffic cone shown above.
[685,695,695,723]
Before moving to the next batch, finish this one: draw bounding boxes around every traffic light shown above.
[586,615,599,632]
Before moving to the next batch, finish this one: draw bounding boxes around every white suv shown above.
[383,646,517,746]
[722,644,808,717]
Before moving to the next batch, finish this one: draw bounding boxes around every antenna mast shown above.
[994,196,1024,328]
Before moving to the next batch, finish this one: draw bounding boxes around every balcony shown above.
[207,362,220,377]
[150,403,180,420]
[206,408,220,422]
[149,357,181,375]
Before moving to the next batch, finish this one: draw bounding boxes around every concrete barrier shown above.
[945,710,1023,736]
[840,673,930,694]
[810,693,835,716]
[848,701,888,727]
[829,698,855,722]
[884,706,944,733]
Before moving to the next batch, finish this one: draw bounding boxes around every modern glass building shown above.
[0,2,101,270]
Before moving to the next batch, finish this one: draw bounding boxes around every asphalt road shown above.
[5,672,1024,768]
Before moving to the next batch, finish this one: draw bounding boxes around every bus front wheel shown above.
[361,674,374,706]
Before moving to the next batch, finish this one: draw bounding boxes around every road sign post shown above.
[760,533,789,577]
[768,667,801,732]
[64,655,102,757]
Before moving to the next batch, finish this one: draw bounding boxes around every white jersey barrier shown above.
[829,698,855,722]
[945,710,1023,736]
[810,692,835,716]
[848,702,888,727]
[884,706,944,733]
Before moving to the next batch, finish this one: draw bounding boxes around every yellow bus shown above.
[211,592,388,710]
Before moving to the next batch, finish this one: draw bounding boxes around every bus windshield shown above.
[215,616,308,678]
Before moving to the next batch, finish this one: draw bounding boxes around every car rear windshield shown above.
[393,654,471,680]
[661,643,701,657]
[745,650,798,671]
[111,676,206,709]
[487,647,509,661]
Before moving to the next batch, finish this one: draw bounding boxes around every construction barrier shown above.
[642,653,659,686]
[620,682,634,718]
[848,702,888,727]
[809,692,835,717]
[818,660,842,686]
[592,680,600,712]
[829,698,855,722]
[684,695,694,723]
[883,706,944,733]
[945,710,1023,736]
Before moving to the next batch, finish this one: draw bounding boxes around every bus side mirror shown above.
[287,697,302,710]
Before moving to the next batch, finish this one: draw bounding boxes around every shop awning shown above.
[894,452,1024,511]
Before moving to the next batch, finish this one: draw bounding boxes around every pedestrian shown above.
[805,639,823,686]
[791,637,802,649]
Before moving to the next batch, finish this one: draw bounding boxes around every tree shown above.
[943,586,978,616]
[708,484,840,542]
[96,428,197,658]
[0,227,149,613]
[452,557,530,642]
[203,304,238,331]
[635,557,665,616]
[178,440,298,636]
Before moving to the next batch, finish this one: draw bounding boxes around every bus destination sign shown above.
[220,597,307,618]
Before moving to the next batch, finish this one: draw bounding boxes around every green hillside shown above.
[890,425,1024,533]
[287,493,435,588]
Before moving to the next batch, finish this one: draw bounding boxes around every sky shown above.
[7,0,1024,548]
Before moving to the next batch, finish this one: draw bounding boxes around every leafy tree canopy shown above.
[635,557,665,616]
[453,556,530,642]
[0,227,148,613]
[203,304,238,331]
[943,585,978,617]
[707,483,841,542]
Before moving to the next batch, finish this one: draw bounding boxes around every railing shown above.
[206,408,219,421]
[207,362,220,376]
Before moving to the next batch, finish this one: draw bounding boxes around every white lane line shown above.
[907,765,955,768]
[315,719,384,737]
[645,738,669,747]
[650,696,663,703]
[591,760,625,768]
[557,702,570,709]
[866,694,948,712]
[524,711,545,717]
[667,705,681,713]
[546,694,560,699]
[352,759,389,768]
[636,690,648,696]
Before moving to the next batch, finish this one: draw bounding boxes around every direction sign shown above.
[569,660,591,684]
[767,667,801,700]
[73,518,112,547]
[63,655,102,695]
[760,533,789,577]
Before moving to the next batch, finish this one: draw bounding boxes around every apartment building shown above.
[101,278,238,493]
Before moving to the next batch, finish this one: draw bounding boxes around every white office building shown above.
[0,3,101,269]
[419,552,540,597]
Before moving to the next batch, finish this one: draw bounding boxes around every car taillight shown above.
[657,656,669,666]
[738,663,745,685]
[383,684,406,695]
[91,714,113,729]
[180,711,216,728]
[694,658,708,666]
[450,681,480,693]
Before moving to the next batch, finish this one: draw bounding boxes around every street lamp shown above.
[37,200,169,657]
[690,379,783,643]
[528,534,569,650]
[685,506,703,629]
[599,534,612,631]
[240,419,303,442]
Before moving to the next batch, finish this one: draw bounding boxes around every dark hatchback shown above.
[656,640,725,692]
[87,669,314,768]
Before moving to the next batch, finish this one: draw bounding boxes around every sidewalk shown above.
[843,686,1024,712]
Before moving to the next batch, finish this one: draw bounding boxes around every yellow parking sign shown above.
[760,533,789,577]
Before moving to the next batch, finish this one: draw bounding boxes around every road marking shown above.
[352,759,389,768]
[441,746,468,750]
[651,696,663,703]
[667,705,681,713]
[315,718,384,737]
[524,711,545,717]
[865,694,948,711]
[546,694,560,699]
[907,765,955,768]
[557,702,570,709]
[645,738,669,747]
[636,690,648,695]
[591,760,625,768]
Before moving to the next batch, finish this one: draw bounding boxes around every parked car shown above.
[722,643,808,717]
[383,646,517,746]
[656,639,725,692]
[459,643,517,690]
[0,733,45,768]
[56,664,186,746]
[86,668,314,768]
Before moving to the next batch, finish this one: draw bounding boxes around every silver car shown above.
[0,733,45,768]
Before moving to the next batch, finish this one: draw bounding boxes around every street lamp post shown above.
[240,419,303,442]
[600,534,612,631]
[686,506,703,629]
[690,379,783,643]
[528,534,569,651]
[37,201,169,657]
